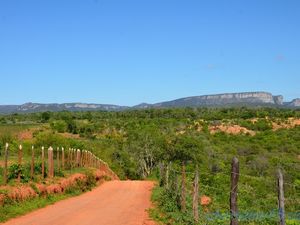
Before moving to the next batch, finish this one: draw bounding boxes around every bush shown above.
[50,120,67,133]
[8,164,30,183]
[34,132,66,148]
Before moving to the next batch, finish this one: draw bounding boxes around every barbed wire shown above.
[167,167,299,190]
[199,183,229,192]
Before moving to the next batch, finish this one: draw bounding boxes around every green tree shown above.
[50,120,67,133]
[41,111,51,122]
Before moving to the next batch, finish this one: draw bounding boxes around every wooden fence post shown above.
[62,147,65,170]
[193,166,199,223]
[57,147,60,171]
[93,154,95,168]
[230,157,239,225]
[69,148,72,169]
[75,149,78,167]
[48,147,54,178]
[77,149,81,167]
[31,145,35,180]
[70,148,73,169]
[69,148,73,169]
[73,149,76,167]
[80,150,83,167]
[18,145,23,183]
[74,149,76,166]
[278,169,286,225]
[86,150,88,167]
[3,143,9,185]
[41,146,45,178]
[66,148,69,169]
[68,148,71,169]
[85,150,88,167]
[181,161,186,212]
[51,147,54,177]
[81,150,84,167]
[48,147,51,177]
[90,152,92,167]
[83,150,86,167]
[51,148,55,177]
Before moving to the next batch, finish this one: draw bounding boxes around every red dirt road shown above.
[2,181,156,225]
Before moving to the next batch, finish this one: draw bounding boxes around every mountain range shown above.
[0,92,299,114]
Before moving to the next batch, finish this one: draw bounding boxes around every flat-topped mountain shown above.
[0,92,299,114]
[141,92,284,108]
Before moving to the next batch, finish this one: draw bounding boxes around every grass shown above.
[0,124,39,136]
[150,184,300,225]
[0,192,80,222]
[0,168,99,223]
[149,185,170,225]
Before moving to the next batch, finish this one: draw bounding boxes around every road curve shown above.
[2,181,156,225]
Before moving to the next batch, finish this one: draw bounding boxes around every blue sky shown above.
[0,0,299,106]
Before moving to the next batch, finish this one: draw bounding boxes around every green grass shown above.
[0,124,39,136]
[150,183,300,225]
[0,192,80,222]
[149,185,171,225]
[0,168,99,223]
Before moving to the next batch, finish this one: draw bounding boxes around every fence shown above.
[1,143,118,184]
[159,157,299,225]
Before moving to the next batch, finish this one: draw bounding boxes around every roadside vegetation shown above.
[0,168,108,222]
[0,107,299,224]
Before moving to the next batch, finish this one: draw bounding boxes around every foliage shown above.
[41,111,51,123]
[0,107,299,224]
[8,164,29,183]
[50,120,68,133]
[239,118,273,131]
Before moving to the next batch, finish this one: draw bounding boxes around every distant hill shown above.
[0,92,299,114]
[134,92,285,109]
[0,102,128,114]
[285,98,300,107]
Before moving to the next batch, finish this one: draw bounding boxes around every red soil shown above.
[200,195,212,206]
[0,170,116,206]
[60,133,81,139]
[1,181,156,225]
[17,129,36,140]
[272,118,300,130]
[210,124,255,136]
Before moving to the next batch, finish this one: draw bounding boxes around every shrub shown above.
[50,120,67,133]
[8,164,30,183]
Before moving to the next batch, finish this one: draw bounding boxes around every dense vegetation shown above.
[0,107,299,224]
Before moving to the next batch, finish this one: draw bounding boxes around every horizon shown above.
[0,90,297,107]
[1,0,300,105]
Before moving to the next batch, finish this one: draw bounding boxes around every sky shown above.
[0,0,299,106]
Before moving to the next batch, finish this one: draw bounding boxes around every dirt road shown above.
[2,181,156,225]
